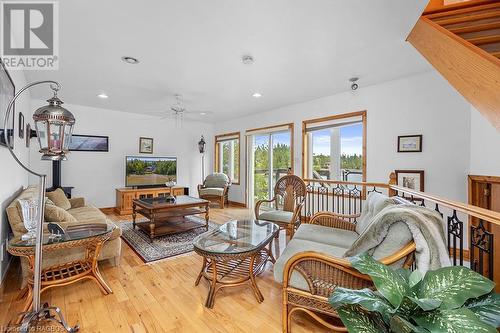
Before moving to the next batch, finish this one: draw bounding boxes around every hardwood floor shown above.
[0,205,330,332]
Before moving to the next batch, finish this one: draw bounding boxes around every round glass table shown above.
[8,223,115,317]
[193,219,279,308]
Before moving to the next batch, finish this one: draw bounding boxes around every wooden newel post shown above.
[388,172,397,197]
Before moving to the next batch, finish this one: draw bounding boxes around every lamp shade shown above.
[198,135,206,154]
[33,94,75,161]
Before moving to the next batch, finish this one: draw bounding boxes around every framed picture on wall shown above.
[395,170,424,192]
[139,137,153,154]
[397,135,422,152]
[0,59,15,148]
[69,134,109,152]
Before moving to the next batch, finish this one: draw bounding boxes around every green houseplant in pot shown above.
[329,253,500,332]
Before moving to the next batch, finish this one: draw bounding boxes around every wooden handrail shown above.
[424,0,498,15]
[389,185,500,226]
[301,176,500,226]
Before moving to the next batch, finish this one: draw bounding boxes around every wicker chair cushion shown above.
[258,210,294,223]
[44,204,78,223]
[204,173,229,188]
[199,187,224,196]
[294,224,359,248]
[355,192,395,234]
[274,238,348,290]
[371,221,412,264]
[46,188,72,210]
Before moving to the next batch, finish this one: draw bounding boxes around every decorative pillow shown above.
[204,173,230,188]
[45,197,56,206]
[44,204,77,223]
[46,188,71,210]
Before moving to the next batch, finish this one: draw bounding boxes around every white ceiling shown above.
[25,0,431,122]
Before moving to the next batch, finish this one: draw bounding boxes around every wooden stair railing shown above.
[407,0,500,130]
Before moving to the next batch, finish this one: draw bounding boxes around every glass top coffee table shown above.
[193,219,279,308]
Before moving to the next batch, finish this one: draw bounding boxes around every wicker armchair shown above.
[198,173,230,208]
[255,175,306,238]
[279,211,416,332]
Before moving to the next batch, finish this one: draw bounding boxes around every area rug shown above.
[120,216,218,263]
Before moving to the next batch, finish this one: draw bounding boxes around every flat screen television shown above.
[125,156,177,187]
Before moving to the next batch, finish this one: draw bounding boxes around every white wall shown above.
[469,107,500,177]
[215,71,471,204]
[30,102,214,208]
[0,69,31,283]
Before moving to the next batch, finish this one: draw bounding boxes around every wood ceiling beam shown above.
[408,17,500,130]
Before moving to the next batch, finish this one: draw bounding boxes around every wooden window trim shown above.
[302,110,367,181]
[214,131,241,185]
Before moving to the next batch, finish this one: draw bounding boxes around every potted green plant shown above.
[329,253,500,332]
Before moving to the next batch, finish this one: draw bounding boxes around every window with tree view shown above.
[215,132,240,184]
[304,112,366,182]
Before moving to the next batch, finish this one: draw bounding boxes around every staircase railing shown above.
[302,172,500,284]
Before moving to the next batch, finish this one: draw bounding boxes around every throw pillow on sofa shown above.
[44,204,77,223]
[46,188,71,210]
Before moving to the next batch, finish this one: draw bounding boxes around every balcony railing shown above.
[302,173,500,284]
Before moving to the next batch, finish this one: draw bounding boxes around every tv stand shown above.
[115,186,189,215]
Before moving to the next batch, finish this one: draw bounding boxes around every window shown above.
[303,111,366,182]
[214,132,240,184]
[246,123,293,207]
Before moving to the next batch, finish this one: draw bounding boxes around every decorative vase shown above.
[165,181,177,202]
[18,198,39,241]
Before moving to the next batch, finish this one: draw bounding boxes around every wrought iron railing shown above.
[302,174,500,283]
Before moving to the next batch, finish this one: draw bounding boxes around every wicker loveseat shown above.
[6,186,122,287]
[274,193,416,332]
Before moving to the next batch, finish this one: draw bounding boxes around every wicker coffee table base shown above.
[194,244,276,308]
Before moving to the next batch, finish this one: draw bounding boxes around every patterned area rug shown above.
[120,216,218,263]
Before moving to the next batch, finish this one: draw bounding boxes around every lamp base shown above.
[14,302,79,333]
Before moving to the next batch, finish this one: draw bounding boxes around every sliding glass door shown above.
[247,125,293,208]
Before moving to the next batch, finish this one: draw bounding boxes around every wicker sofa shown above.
[6,186,122,286]
[273,193,416,332]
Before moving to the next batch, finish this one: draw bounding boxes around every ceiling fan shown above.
[159,94,212,127]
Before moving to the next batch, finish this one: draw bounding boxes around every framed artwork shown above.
[0,59,15,148]
[395,170,424,192]
[139,137,153,154]
[69,134,109,152]
[18,112,24,138]
[397,135,422,153]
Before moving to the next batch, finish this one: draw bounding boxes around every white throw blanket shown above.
[344,204,451,273]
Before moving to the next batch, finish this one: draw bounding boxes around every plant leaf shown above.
[408,296,442,311]
[329,288,394,323]
[413,308,497,333]
[418,266,494,309]
[351,253,410,307]
[336,304,388,333]
[396,268,411,282]
[390,315,429,333]
[409,270,423,288]
[465,293,500,328]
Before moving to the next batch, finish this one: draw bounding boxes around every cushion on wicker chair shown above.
[259,210,294,223]
[199,187,225,196]
[273,238,348,290]
[294,224,359,248]
[204,173,230,188]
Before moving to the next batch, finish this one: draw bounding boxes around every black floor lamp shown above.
[3,81,78,332]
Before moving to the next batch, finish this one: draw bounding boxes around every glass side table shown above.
[7,224,115,324]
[193,219,279,308]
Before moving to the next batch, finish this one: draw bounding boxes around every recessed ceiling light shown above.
[252,92,262,98]
[200,112,207,116]
[97,93,109,99]
[121,56,140,64]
